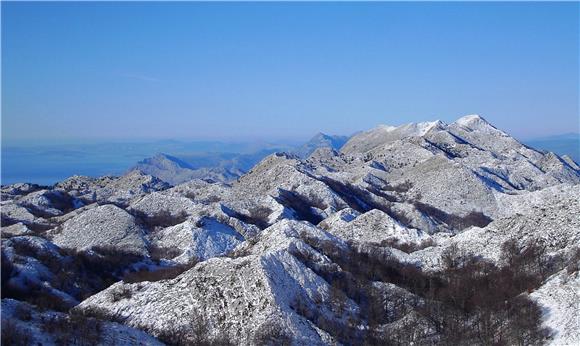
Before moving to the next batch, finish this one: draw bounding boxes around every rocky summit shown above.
[2,115,579,345]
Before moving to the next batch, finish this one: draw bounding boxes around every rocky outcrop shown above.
[52,204,149,256]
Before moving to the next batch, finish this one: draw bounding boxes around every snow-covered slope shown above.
[2,114,579,345]
[52,204,149,256]
[531,269,580,346]
[410,185,580,272]
[77,221,347,344]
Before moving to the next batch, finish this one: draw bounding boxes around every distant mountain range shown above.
[132,151,276,185]
[2,129,577,187]
[132,130,580,186]
[131,133,350,185]
[293,133,349,159]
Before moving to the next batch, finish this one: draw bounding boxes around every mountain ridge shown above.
[2,114,579,345]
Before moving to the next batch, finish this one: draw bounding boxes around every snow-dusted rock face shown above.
[13,189,78,217]
[152,218,245,261]
[341,121,444,154]
[1,203,41,226]
[342,115,579,196]
[410,187,580,272]
[3,114,580,345]
[234,153,331,199]
[54,171,169,206]
[1,222,33,237]
[188,217,244,260]
[2,182,45,196]
[77,221,347,345]
[322,209,431,246]
[52,204,149,256]
[128,192,197,220]
[2,236,65,291]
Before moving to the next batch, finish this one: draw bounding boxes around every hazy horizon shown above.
[2,126,579,148]
[2,130,579,186]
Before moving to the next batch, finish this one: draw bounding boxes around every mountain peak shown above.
[140,153,194,170]
[311,132,335,142]
[371,120,445,137]
[293,132,349,158]
[454,114,491,128]
[452,114,510,137]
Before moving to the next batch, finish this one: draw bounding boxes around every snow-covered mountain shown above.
[293,133,349,159]
[131,153,241,185]
[131,133,350,185]
[2,114,579,345]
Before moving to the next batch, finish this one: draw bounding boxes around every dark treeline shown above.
[292,234,553,346]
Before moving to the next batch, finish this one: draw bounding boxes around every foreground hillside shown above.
[2,115,579,345]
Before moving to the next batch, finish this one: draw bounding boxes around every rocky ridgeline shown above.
[2,115,579,345]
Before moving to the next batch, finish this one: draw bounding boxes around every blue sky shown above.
[2,1,578,143]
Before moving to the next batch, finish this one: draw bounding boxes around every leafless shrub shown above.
[13,304,33,322]
[183,191,196,200]
[123,259,198,283]
[221,204,272,230]
[155,311,232,346]
[71,305,124,324]
[204,195,221,203]
[289,295,315,321]
[380,238,436,253]
[392,180,414,193]
[133,210,189,229]
[566,246,580,274]
[149,245,182,261]
[413,201,492,230]
[110,285,133,302]
[41,313,102,346]
[1,319,33,346]
[441,243,463,270]
[45,246,144,303]
[248,206,273,222]
[1,252,15,295]
[25,286,74,312]
[277,189,324,225]
[298,233,550,345]
[304,193,327,210]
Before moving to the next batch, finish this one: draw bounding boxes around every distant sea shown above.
[1,140,296,186]
[1,146,144,186]
[523,133,580,164]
